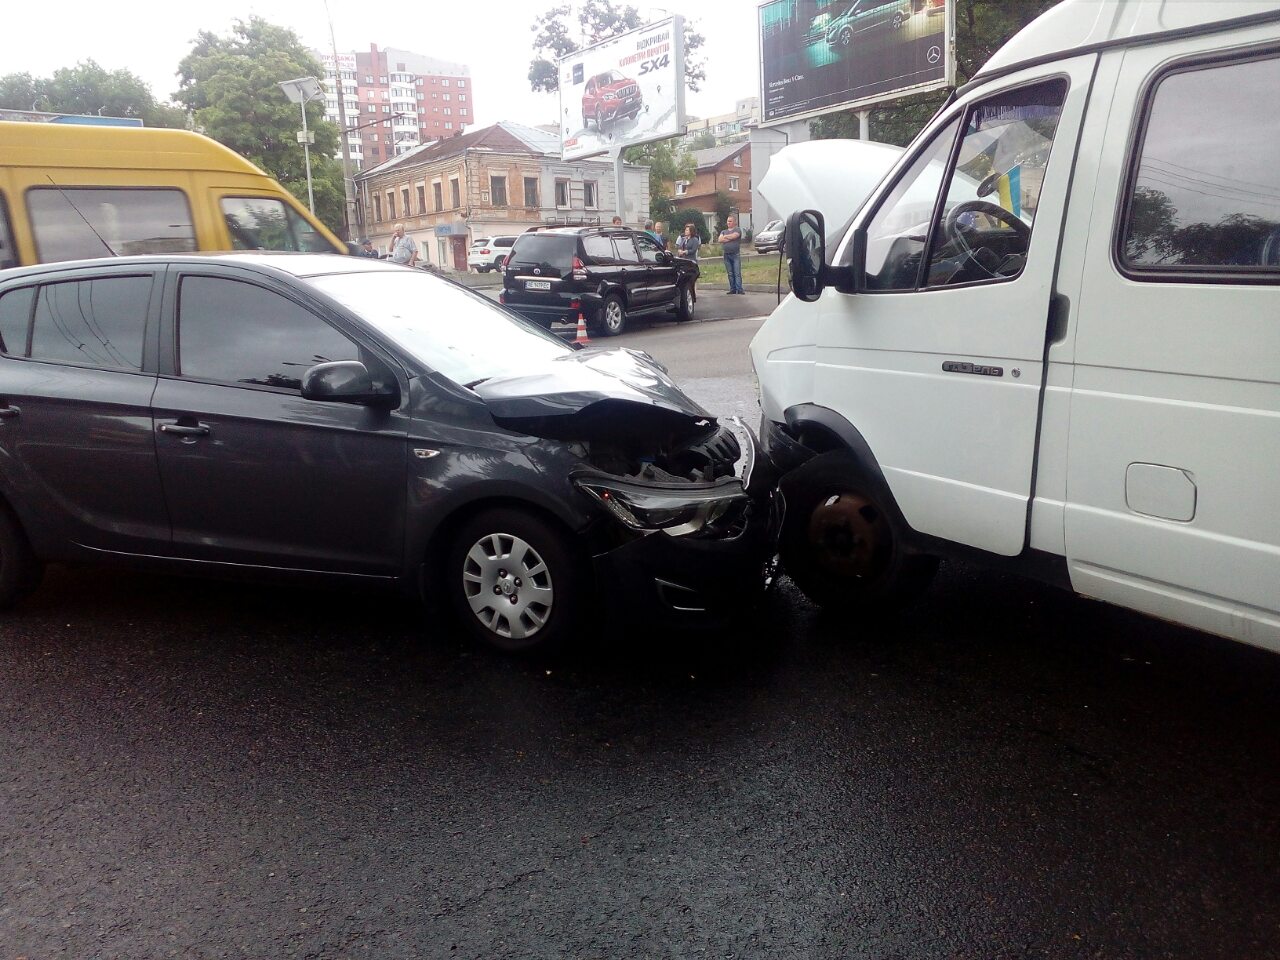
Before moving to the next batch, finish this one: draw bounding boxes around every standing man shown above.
[653,221,669,251]
[718,215,744,294]
[390,223,419,267]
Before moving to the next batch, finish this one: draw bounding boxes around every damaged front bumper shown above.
[579,419,781,626]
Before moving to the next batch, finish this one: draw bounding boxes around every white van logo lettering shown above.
[942,361,1003,377]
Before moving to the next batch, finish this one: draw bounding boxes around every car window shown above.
[495,238,515,248]
[29,276,150,371]
[611,237,638,262]
[220,197,337,253]
[472,238,490,247]
[0,287,35,355]
[26,187,196,263]
[582,235,616,263]
[0,193,16,270]
[922,79,1067,287]
[1122,53,1280,277]
[634,234,663,264]
[508,235,577,272]
[862,116,960,291]
[177,276,358,391]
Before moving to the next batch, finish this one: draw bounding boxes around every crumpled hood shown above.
[473,347,716,442]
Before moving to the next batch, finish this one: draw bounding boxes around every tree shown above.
[528,1,707,94]
[624,138,694,222]
[810,0,1059,146]
[0,62,184,127]
[713,190,735,232]
[669,207,709,243]
[174,17,346,233]
[689,130,718,151]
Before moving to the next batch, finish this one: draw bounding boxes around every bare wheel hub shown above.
[807,492,892,581]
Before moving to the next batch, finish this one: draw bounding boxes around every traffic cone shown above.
[574,312,591,346]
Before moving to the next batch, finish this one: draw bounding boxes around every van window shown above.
[1122,53,1280,277]
[0,287,35,355]
[220,197,335,253]
[922,79,1067,287]
[0,194,16,270]
[29,277,150,371]
[27,188,196,263]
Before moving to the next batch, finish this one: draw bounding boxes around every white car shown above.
[468,236,518,272]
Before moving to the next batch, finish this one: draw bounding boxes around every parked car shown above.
[500,226,699,336]
[826,0,911,47]
[581,71,643,130]
[756,0,1280,653]
[754,220,786,254]
[467,235,518,273]
[0,253,775,653]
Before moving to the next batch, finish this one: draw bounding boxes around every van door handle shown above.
[0,405,19,419]
[159,422,210,438]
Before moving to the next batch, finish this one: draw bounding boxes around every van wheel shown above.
[780,455,937,610]
[0,506,42,609]
[674,283,695,322]
[446,507,585,654]
[599,296,627,336]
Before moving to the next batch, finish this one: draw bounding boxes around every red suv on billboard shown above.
[582,70,643,130]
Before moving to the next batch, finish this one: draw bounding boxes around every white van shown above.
[752,0,1280,652]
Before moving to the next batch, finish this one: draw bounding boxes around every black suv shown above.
[500,226,699,336]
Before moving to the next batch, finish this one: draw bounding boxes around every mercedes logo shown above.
[927,45,942,65]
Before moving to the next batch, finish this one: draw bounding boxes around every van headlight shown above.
[574,479,749,537]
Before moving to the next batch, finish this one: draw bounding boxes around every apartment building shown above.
[317,44,476,171]
[356,121,650,270]
[682,97,760,147]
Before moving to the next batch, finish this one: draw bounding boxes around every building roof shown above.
[691,142,749,172]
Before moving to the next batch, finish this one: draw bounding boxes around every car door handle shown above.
[0,405,19,420]
[159,422,211,438]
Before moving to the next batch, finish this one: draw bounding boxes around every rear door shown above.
[0,267,170,554]
[1063,37,1280,647]
[151,267,410,575]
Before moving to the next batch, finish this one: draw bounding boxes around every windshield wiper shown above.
[465,377,491,390]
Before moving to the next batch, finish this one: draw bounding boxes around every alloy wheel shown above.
[604,300,625,334]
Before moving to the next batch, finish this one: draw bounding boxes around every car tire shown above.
[674,282,695,322]
[599,295,627,336]
[494,255,506,269]
[0,504,41,609]
[892,11,905,28]
[840,26,853,46]
[582,110,589,129]
[595,106,604,130]
[779,454,937,611]
[446,507,585,654]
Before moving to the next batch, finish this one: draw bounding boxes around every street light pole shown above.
[299,101,315,215]
[278,77,325,218]
[323,0,359,239]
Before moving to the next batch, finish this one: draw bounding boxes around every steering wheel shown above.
[1261,226,1280,267]
[943,200,1032,276]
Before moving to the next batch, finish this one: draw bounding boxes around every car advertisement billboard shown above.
[759,0,953,126]
[559,17,686,162]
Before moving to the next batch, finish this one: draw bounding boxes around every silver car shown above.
[825,0,911,47]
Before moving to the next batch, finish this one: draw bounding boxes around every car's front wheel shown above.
[892,11,905,28]
[447,508,585,654]
[839,25,854,46]
[598,295,627,336]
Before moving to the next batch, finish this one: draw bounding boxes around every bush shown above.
[669,208,710,243]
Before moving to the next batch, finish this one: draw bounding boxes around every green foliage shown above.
[0,61,184,127]
[689,130,718,150]
[713,191,734,232]
[175,17,346,234]
[624,138,695,225]
[669,207,709,243]
[529,1,707,94]
[809,0,1059,147]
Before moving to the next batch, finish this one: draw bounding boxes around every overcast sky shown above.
[1,0,761,126]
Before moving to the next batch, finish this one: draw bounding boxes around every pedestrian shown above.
[718,215,745,294]
[359,237,380,258]
[675,223,701,261]
[389,223,419,267]
[611,215,624,227]
[653,221,668,251]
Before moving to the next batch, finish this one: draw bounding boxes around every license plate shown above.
[525,280,552,290]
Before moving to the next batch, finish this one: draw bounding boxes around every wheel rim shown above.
[841,28,852,45]
[462,532,554,641]
[807,492,892,581]
[683,288,694,316]
[605,301,624,332]
[894,13,903,28]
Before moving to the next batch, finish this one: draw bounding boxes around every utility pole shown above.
[324,0,359,240]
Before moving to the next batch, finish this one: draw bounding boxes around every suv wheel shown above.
[599,296,627,336]
[675,283,695,322]
[447,507,584,654]
[0,505,42,608]
[595,106,604,130]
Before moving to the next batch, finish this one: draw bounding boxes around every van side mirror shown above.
[786,209,826,302]
[302,360,400,408]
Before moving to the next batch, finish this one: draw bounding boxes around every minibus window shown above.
[27,188,197,264]
[1122,53,1280,277]
[0,193,16,270]
[220,197,337,254]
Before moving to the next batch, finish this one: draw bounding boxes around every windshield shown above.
[305,271,571,386]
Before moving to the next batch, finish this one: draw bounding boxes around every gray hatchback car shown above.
[0,254,776,652]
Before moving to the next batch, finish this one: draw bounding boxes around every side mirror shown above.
[301,360,399,408]
[785,209,826,303]
[659,250,674,263]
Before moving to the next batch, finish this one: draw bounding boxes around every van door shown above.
[1064,39,1280,648]
[821,56,1096,556]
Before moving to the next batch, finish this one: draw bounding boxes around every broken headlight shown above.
[574,478,749,537]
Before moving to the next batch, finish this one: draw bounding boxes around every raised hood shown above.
[472,347,715,442]
[759,139,903,243]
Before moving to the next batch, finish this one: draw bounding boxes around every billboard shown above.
[559,17,686,162]
[759,0,953,126]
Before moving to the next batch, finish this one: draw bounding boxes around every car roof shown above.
[0,252,406,284]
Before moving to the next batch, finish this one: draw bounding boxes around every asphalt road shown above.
[2,316,1279,959]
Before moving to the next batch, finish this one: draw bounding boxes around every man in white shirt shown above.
[390,223,419,266]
